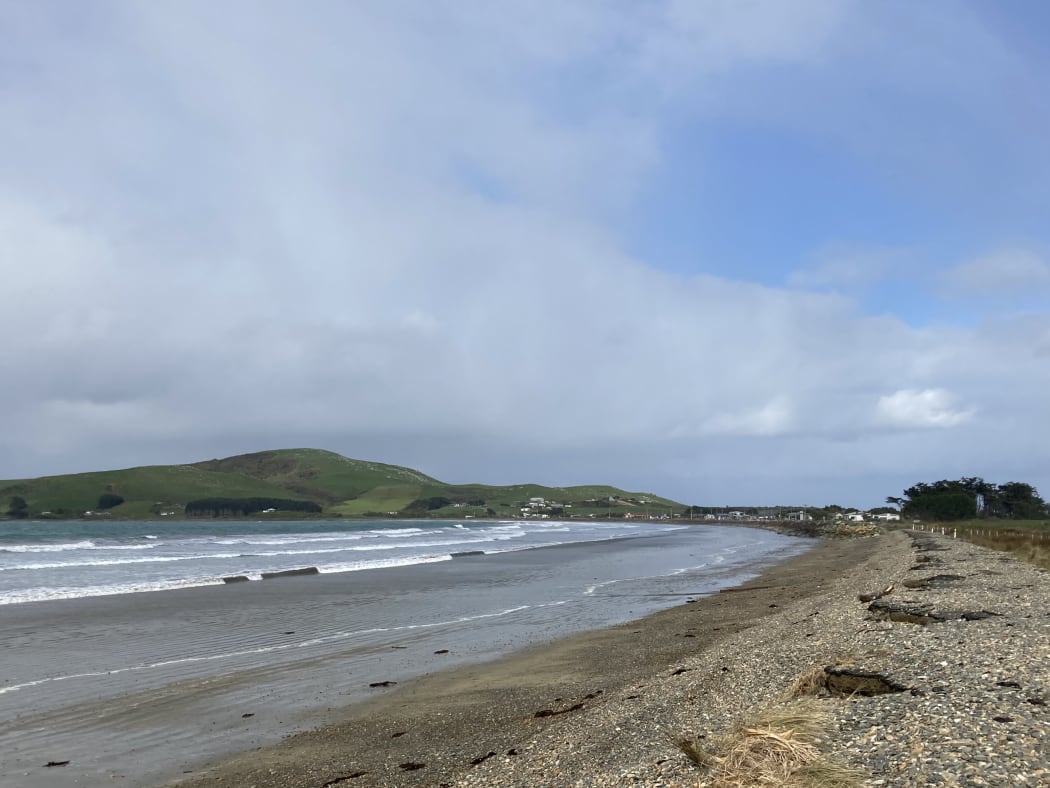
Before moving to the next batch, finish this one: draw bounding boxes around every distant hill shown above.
[0,448,683,520]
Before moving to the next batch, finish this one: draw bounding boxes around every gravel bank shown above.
[175,531,1049,787]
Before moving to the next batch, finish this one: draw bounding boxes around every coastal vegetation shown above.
[923,519,1050,571]
[6,495,28,518]
[0,448,680,521]
[183,497,323,517]
[890,477,1047,521]
[676,698,861,787]
[889,477,1049,569]
[960,528,1050,571]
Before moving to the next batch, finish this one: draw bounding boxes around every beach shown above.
[0,524,808,787]
[172,529,1049,788]
[165,535,880,788]
[4,528,1047,787]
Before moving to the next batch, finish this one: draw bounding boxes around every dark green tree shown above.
[97,493,125,510]
[7,496,28,518]
[899,478,1047,521]
[904,491,975,521]
[996,482,1047,519]
[184,497,322,517]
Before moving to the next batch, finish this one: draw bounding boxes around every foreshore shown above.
[168,529,1048,787]
[0,526,804,787]
[168,531,1046,787]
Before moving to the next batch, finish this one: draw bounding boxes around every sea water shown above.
[1,518,691,605]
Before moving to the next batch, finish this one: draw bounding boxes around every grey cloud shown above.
[0,2,1047,508]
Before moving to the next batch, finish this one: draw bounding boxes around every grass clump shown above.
[783,654,860,700]
[677,699,862,788]
[783,665,831,699]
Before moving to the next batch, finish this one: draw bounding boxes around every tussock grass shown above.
[783,666,829,699]
[678,699,862,788]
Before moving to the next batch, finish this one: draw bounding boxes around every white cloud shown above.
[942,249,1050,295]
[788,246,909,291]
[701,396,796,437]
[635,0,851,88]
[875,389,975,429]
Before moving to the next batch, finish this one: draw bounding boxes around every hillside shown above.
[0,449,682,520]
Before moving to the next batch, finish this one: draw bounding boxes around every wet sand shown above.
[0,526,806,787]
[169,536,880,788]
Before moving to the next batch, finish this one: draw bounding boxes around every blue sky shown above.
[1,1,1048,508]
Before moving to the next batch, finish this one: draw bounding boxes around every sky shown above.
[1,0,1048,509]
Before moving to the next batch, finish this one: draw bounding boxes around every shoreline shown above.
[172,531,1050,787]
[0,526,806,787]
[169,536,875,788]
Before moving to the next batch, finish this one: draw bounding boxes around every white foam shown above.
[367,527,425,537]
[2,553,244,571]
[317,554,452,574]
[0,576,225,606]
[214,533,364,546]
[1,540,95,553]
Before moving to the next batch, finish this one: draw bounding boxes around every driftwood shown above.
[261,566,319,579]
[719,584,775,594]
[858,584,894,603]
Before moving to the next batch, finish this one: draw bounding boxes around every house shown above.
[846,512,866,522]
[875,512,901,521]
[785,510,813,521]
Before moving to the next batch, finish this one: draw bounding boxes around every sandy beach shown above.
[170,530,1049,787]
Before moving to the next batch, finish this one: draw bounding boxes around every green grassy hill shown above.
[0,449,682,520]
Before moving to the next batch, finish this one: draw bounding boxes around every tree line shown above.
[889,478,1047,521]
[184,497,322,517]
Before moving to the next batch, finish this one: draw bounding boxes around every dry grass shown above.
[783,655,857,700]
[924,520,1050,571]
[783,665,829,699]
[959,531,1050,571]
[678,699,862,787]
[675,736,719,769]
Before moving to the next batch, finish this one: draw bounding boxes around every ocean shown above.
[0,517,695,605]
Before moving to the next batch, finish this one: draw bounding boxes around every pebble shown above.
[456,530,1050,786]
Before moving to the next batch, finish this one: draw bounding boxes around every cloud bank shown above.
[1,1,1048,507]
